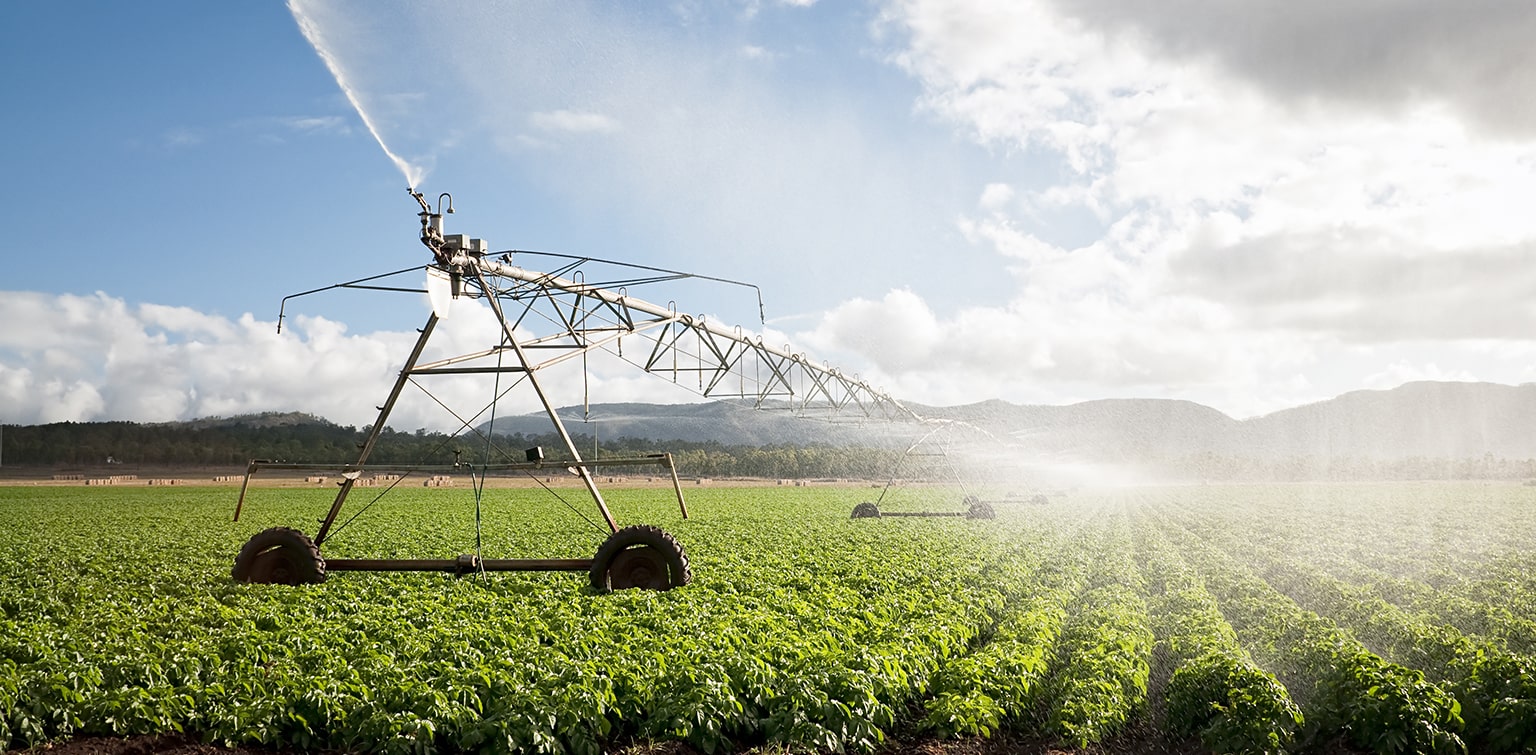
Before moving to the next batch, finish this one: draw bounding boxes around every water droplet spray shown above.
[289,0,425,188]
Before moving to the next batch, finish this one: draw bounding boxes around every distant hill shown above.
[1234,382,1536,459]
[483,381,1536,462]
[916,397,1234,460]
[480,401,900,447]
[8,383,1536,479]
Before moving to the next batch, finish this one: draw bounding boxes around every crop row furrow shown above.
[1034,511,1152,747]
[1133,508,1302,754]
[1166,494,1536,657]
[1314,556,1536,657]
[1198,539,1536,754]
[920,525,1089,738]
[1156,515,1466,754]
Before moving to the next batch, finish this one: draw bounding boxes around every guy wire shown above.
[474,333,511,576]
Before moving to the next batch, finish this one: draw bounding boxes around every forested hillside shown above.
[9,381,1536,482]
[0,412,895,480]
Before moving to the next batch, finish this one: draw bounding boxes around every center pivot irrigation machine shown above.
[231,189,924,591]
[849,422,999,521]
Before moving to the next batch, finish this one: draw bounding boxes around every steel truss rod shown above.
[445,253,923,424]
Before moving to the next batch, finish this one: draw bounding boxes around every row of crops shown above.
[3,481,1536,753]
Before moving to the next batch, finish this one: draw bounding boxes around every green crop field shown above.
[3,481,1536,754]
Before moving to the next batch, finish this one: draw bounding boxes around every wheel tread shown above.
[232,526,327,584]
[589,524,691,592]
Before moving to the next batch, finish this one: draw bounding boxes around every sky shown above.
[3,0,1536,431]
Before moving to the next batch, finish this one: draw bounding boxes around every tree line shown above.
[0,415,898,480]
[6,415,1536,482]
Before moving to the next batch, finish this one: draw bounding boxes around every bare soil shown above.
[14,735,274,755]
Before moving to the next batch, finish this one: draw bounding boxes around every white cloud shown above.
[977,182,1013,211]
[799,289,943,373]
[277,115,351,134]
[0,365,104,424]
[0,291,724,430]
[528,109,622,135]
[856,0,1536,415]
[1033,0,1536,138]
[47,0,1531,426]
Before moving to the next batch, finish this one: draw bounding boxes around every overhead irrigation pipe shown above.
[507,250,768,326]
[447,251,924,423]
[276,265,428,334]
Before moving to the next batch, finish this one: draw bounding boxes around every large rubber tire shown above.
[966,501,996,520]
[851,501,881,519]
[232,527,327,585]
[590,525,691,592]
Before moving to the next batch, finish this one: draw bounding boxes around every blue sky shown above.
[5,1,1536,430]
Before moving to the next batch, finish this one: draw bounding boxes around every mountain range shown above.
[483,381,1536,462]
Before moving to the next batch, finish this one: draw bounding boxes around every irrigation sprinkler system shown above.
[232,188,923,591]
[850,421,1000,520]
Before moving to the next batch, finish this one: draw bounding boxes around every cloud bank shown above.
[8,1,1536,426]
[786,0,1536,415]
[0,291,718,429]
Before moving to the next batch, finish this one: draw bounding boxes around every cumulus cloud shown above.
[27,1,1532,426]
[0,291,683,430]
[1036,0,1536,137]
[1,292,383,425]
[848,0,1536,415]
[794,210,1301,411]
[800,290,944,373]
[1169,229,1536,341]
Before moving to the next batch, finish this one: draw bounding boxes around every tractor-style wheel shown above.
[966,501,996,520]
[232,527,327,585]
[590,525,691,592]
[851,502,881,519]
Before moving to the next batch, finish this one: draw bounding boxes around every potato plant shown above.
[3,481,1536,753]
[1136,517,1302,754]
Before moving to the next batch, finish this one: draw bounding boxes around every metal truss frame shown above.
[237,190,923,568]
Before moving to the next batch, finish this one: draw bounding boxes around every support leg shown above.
[315,314,440,545]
